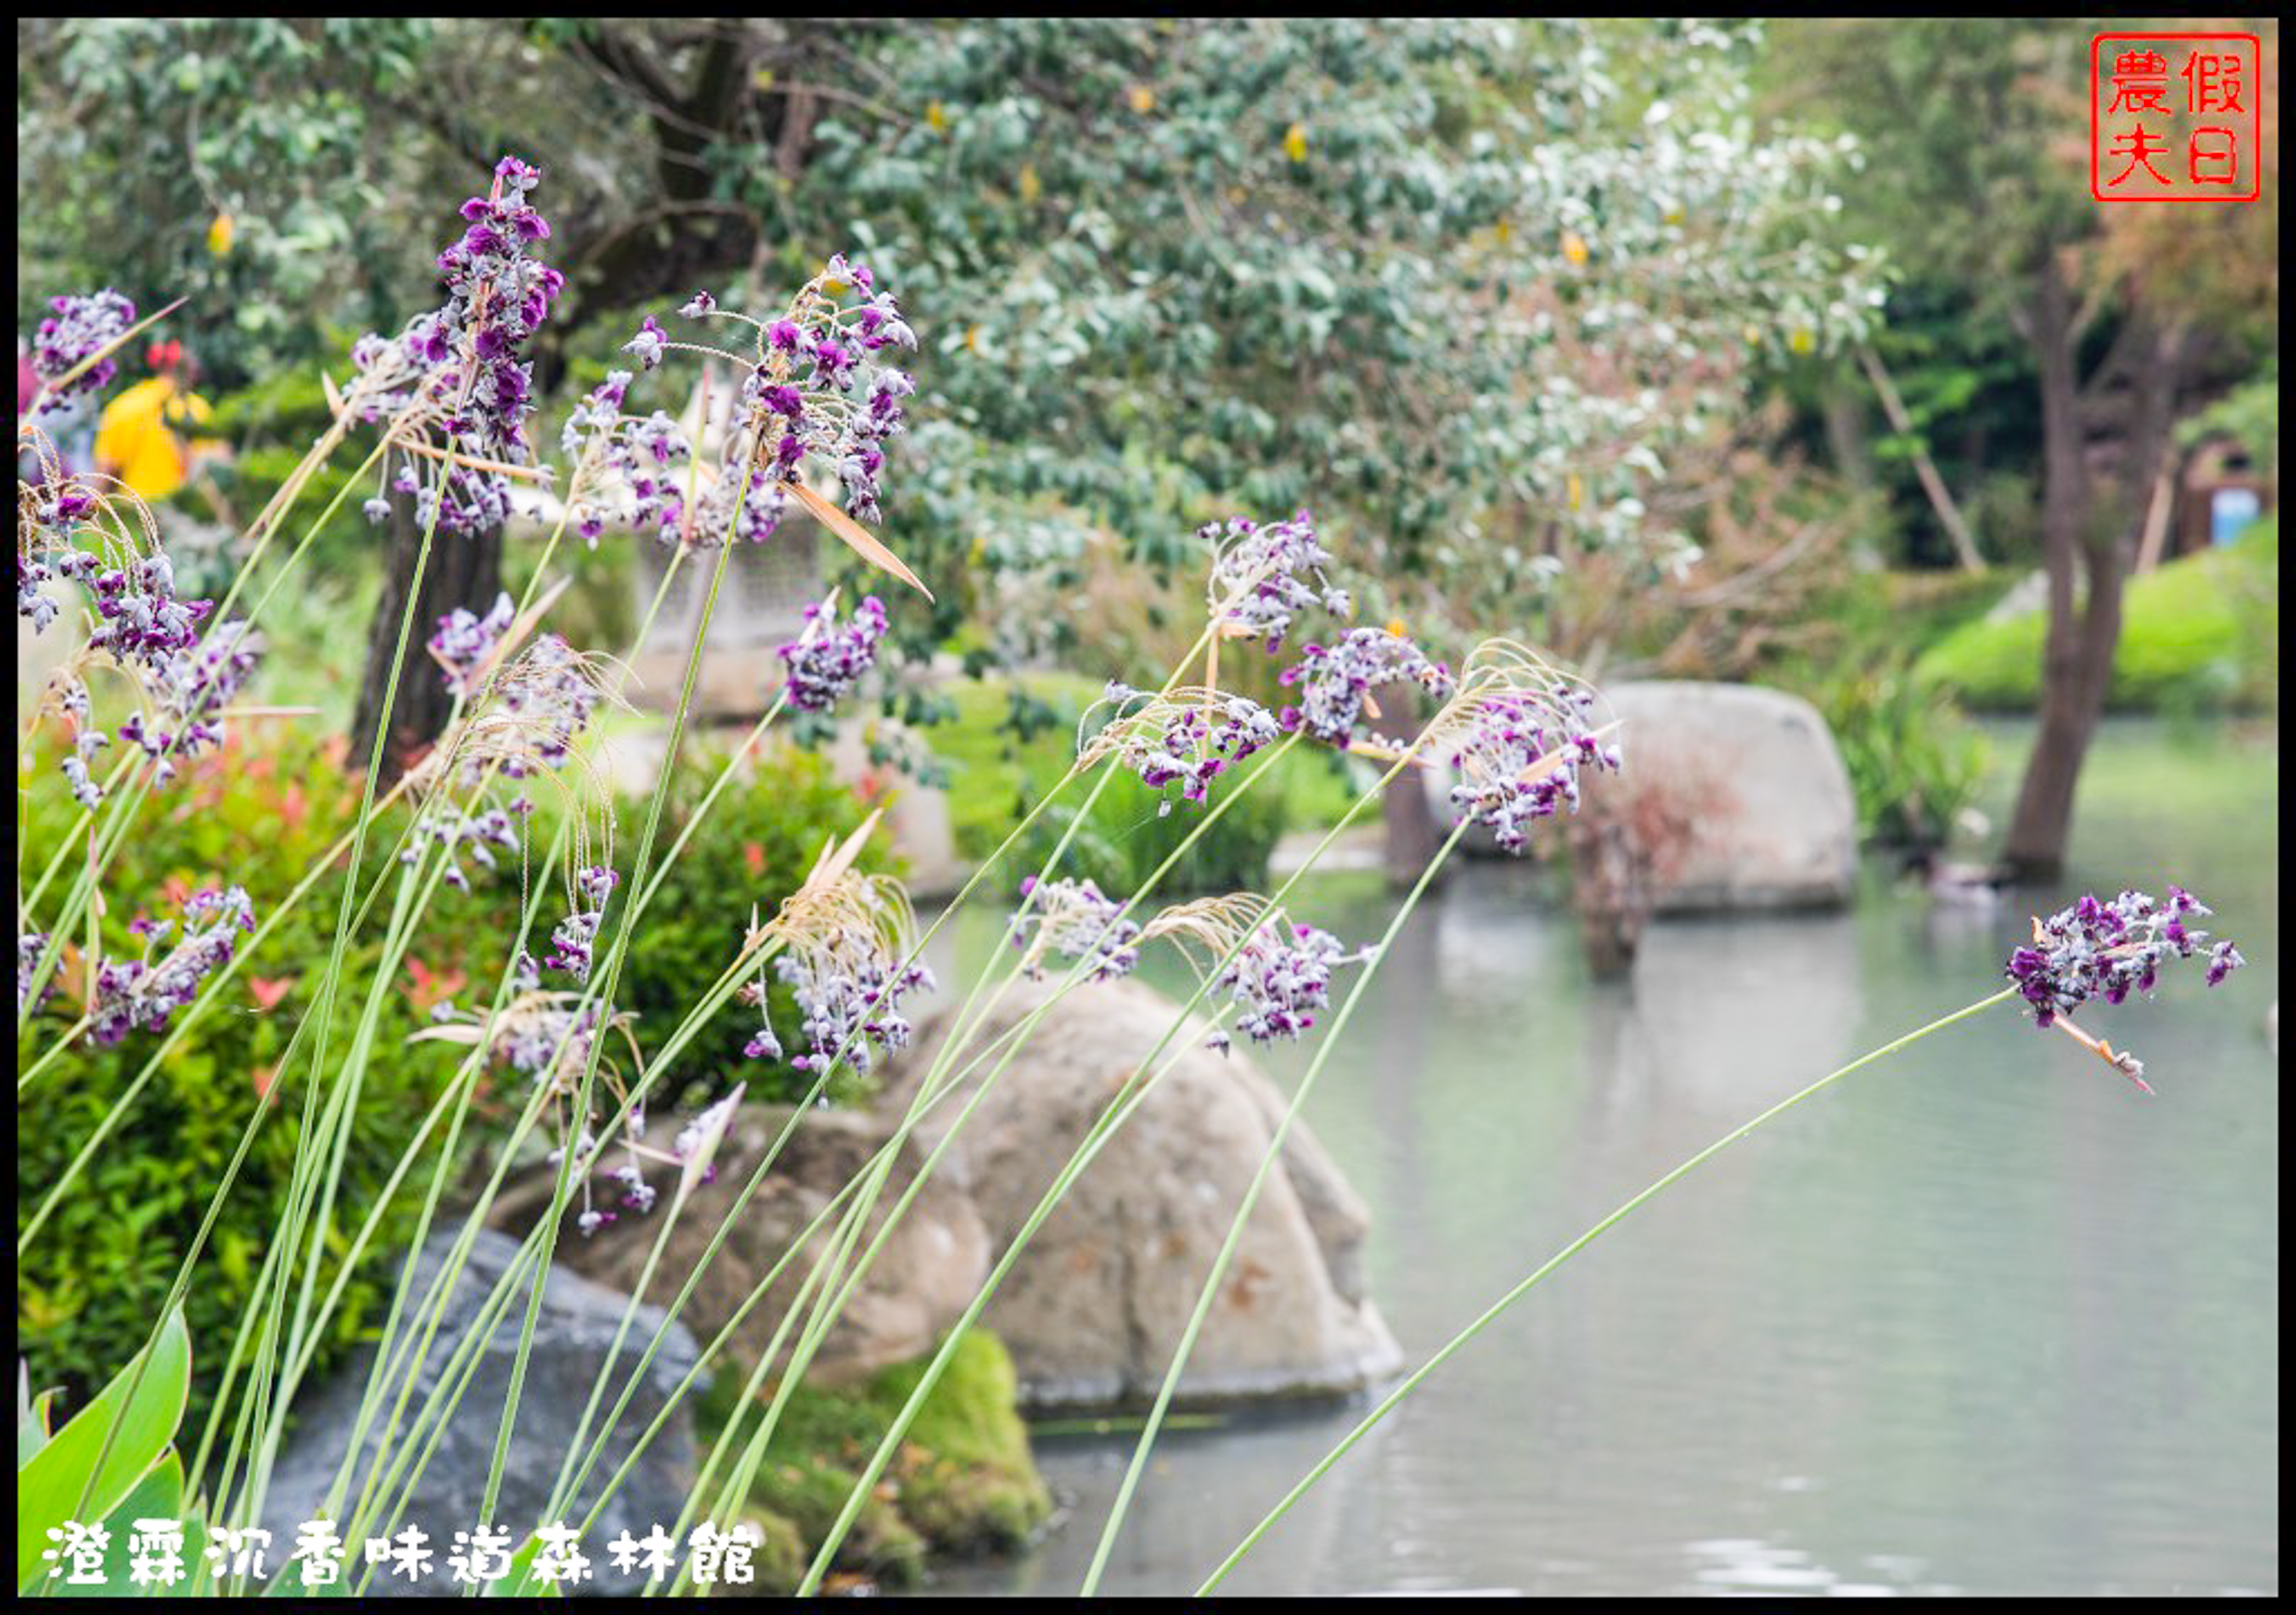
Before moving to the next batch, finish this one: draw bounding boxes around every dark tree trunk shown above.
[349,488,501,782]
[2000,262,2186,881]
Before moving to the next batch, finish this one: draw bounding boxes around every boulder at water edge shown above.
[259,1227,700,1598]
[1587,680,1858,912]
[876,976,1405,1409]
[540,1103,993,1387]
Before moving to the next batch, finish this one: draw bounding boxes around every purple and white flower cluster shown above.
[1277,627,1455,749]
[19,932,56,1016]
[28,290,137,414]
[1085,683,1283,814]
[765,945,934,1078]
[353,156,561,537]
[1205,920,1368,1054]
[120,619,264,785]
[428,591,516,696]
[1204,509,1352,649]
[2006,886,2244,1029]
[543,864,619,985]
[90,886,256,1045]
[406,798,529,892]
[739,867,935,1079]
[21,493,259,807]
[560,370,692,547]
[778,594,888,713]
[408,620,619,988]
[578,1088,747,1236]
[1007,875,1142,983]
[489,633,605,776]
[638,253,917,544]
[1443,685,1623,855]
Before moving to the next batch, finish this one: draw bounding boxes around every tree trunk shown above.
[1858,345,1985,572]
[349,488,502,782]
[2000,265,2184,881]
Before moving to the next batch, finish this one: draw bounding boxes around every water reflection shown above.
[922,720,2277,1597]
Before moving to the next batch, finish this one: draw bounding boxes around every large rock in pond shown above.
[260,1227,699,1598]
[533,1104,992,1387]
[1586,680,1857,912]
[875,976,1404,1409]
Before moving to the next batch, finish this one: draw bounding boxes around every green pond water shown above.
[923,717,2278,1596]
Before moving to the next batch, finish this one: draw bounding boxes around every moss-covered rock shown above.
[696,1330,1051,1592]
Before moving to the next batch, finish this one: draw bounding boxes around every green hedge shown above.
[1914,520,2278,713]
[18,733,514,1440]
[18,728,887,1438]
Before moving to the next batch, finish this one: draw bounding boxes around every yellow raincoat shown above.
[94,376,218,502]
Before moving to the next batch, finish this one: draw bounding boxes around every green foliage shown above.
[1916,521,2279,714]
[17,1309,190,1592]
[19,19,443,381]
[1764,565,2017,697]
[15,727,885,1447]
[15,734,497,1463]
[695,1331,1050,1591]
[2181,359,2280,483]
[613,743,894,1112]
[1818,662,1989,848]
[795,17,1876,665]
[926,670,1361,892]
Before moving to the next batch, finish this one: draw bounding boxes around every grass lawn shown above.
[1914,519,2278,714]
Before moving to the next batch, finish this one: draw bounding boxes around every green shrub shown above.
[17,730,515,1442]
[1914,520,2279,713]
[17,727,892,1439]
[1817,661,1989,847]
[1011,765,1292,895]
[613,741,894,1112]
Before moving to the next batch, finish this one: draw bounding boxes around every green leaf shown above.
[51,1449,203,1597]
[482,1532,562,1598]
[17,1373,64,1470]
[17,1308,191,1592]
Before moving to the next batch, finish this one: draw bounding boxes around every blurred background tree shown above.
[1767,17,2279,878]
[25,17,2271,880]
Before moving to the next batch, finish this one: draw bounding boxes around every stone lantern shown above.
[626,517,822,718]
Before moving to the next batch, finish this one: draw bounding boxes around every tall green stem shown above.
[1193,985,2022,1596]
[1083,818,1471,1594]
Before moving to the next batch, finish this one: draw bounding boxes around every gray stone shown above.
[876,976,1404,1410]
[259,1227,699,1597]
[1585,680,1857,912]
[538,1104,991,1388]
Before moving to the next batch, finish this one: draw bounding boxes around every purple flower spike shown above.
[2005,886,2243,1028]
[1278,626,1454,749]
[429,592,516,696]
[29,290,137,413]
[90,886,257,1045]
[1008,878,1143,982]
[778,595,889,713]
[1204,509,1352,649]
[349,155,561,538]
[1212,918,1368,1051]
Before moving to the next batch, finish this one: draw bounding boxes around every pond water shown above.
[923,718,2279,1597]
